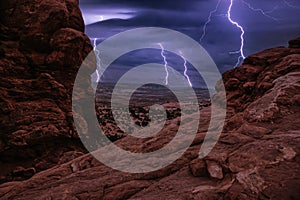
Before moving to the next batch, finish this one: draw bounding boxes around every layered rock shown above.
[216,37,300,130]
[0,0,93,182]
[1,33,299,199]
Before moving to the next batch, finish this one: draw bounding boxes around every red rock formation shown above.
[0,0,299,199]
[217,37,300,131]
[1,36,299,199]
[0,0,93,182]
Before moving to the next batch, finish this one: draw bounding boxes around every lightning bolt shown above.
[158,43,169,85]
[200,0,286,68]
[200,0,222,43]
[282,0,300,9]
[92,38,101,82]
[200,0,245,67]
[227,0,246,67]
[179,52,193,87]
[241,0,279,21]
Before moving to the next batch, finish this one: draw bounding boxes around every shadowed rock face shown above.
[0,0,300,199]
[0,0,93,182]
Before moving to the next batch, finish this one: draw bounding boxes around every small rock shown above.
[12,166,36,178]
[238,123,272,138]
[279,146,296,161]
[71,162,79,173]
[226,78,240,91]
[12,166,26,176]
[35,160,52,171]
[206,160,224,180]
[258,82,274,92]
[23,168,36,178]
[243,82,256,93]
[58,151,85,164]
[189,159,207,177]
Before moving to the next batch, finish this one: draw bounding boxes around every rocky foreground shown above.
[1,0,300,199]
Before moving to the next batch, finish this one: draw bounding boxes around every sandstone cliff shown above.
[0,0,93,183]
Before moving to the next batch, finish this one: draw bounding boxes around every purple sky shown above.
[79,0,300,86]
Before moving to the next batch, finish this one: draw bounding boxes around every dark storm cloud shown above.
[80,0,204,11]
[91,9,205,28]
[80,0,300,79]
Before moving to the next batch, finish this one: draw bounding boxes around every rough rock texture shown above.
[1,0,300,199]
[1,32,299,199]
[0,0,93,183]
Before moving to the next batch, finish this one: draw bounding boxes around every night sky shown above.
[79,0,300,87]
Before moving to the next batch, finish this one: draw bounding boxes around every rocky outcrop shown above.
[0,0,93,183]
[216,37,300,130]
[1,31,299,199]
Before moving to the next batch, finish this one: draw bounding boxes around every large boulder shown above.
[0,0,94,183]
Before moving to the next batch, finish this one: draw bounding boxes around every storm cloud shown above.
[79,0,300,84]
